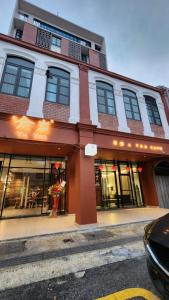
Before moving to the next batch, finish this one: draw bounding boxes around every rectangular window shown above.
[0,57,34,98]
[123,90,141,121]
[145,96,162,125]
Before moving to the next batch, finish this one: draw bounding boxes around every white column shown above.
[88,81,100,127]
[114,84,130,133]
[27,64,47,118]
[0,56,6,82]
[137,92,154,137]
[69,76,80,124]
[156,96,169,139]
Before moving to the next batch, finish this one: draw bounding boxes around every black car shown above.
[144,213,169,300]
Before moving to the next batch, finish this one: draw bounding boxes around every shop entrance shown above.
[0,155,66,218]
[95,160,143,210]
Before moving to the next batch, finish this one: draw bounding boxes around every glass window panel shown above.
[156,118,161,125]
[59,95,69,105]
[126,110,132,118]
[19,77,31,88]
[97,88,104,96]
[60,86,69,96]
[21,69,32,79]
[148,109,153,116]
[7,57,34,69]
[6,64,18,75]
[4,73,16,84]
[133,105,139,113]
[122,89,136,97]
[49,68,69,78]
[107,98,114,106]
[124,103,131,110]
[131,98,137,105]
[98,96,105,105]
[17,87,29,97]
[1,83,14,94]
[154,111,160,118]
[106,91,114,99]
[60,78,69,87]
[97,81,113,91]
[48,76,58,84]
[134,113,141,120]
[108,106,115,115]
[149,116,154,124]
[47,83,57,93]
[123,96,130,104]
[98,104,106,113]
[46,92,56,102]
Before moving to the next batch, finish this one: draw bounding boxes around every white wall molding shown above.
[2,48,37,62]
[27,63,47,118]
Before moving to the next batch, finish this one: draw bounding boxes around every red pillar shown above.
[67,125,97,224]
[141,160,159,206]
[79,64,91,125]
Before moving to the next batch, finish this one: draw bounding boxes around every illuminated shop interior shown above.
[0,155,66,218]
[95,160,143,210]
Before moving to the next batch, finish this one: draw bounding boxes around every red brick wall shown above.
[43,102,70,122]
[22,23,37,45]
[0,93,29,115]
[98,114,118,130]
[61,38,69,56]
[151,124,165,138]
[89,49,100,67]
[127,120,144,135]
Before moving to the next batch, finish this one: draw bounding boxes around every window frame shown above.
[0,56,34,99]
[145,96,162,126]
[122,89,141,121]
[96,81,116,116]
[45,67,70,106]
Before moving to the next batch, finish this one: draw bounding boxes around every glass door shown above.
[0,155,67,218]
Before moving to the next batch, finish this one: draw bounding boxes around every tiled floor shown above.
[0,207,169,241]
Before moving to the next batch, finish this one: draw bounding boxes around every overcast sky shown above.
[2,0,169,87]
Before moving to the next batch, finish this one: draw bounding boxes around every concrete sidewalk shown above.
[0,207,168,241]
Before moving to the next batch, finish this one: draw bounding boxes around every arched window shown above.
[122,89,141,121]
[0,56,34,98]
[96,81,116,115]
[46,67,70,105]
[144,96,161,125]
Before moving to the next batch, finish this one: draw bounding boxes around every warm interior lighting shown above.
[119,141,124,147]
[113,140,118,146]
[50,119,54,124]
[127,143,131,147]
[99,165,104,171]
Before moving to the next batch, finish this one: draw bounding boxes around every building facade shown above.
[0,0,169,224]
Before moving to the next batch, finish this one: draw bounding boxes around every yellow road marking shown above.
[97,288,160,300]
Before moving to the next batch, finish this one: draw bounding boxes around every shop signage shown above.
[85,144,97,156]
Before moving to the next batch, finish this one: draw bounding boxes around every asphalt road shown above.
[0,255,160,300]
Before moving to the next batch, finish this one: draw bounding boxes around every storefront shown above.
[0,154,66,218]
[95,160,143,210]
